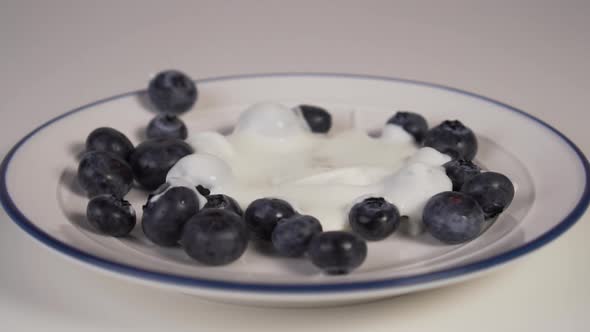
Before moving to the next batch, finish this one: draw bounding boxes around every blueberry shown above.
[181,209,249,266]
[298,104,332,133]
[85,127,134,160]
[146,114,188,140]
[423,120,478,160]
[128,138,193,190]
[77,151,134,198]
[271,215,323,257]
[244,198,296,241]
[308,231,367,275]
[461,172,515,219]
[86,195,136,237]
[349,197,400,241]
[423,191,485,244]
[387,111,428,143]
[148,70,198,114]
[444,159,481,191]
[142,186,200,246]
[196,185,211,197]
[203,194,243,216]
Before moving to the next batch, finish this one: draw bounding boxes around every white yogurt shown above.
[166,102,452,232]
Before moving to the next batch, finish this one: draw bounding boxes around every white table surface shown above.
[1,0,589,330]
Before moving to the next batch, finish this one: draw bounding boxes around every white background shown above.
[1,0,589,331]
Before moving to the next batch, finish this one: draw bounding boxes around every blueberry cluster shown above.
[142,189,367,273]
[247,198,368,274]
[77,70,196,238]
[386,111,515,244]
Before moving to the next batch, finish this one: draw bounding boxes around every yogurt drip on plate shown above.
[164,102,452,231]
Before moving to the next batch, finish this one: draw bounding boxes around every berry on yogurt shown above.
[423,120,478,160]
[297,104,332,133]
[148,70,198,114]
[128,138,193,190]
[387,111,428,143]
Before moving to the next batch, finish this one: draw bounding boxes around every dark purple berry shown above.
[182,209,249,265]
[349,197,400,241]
[203,194,243,216]
[298,105,332,133]
[77,150,133,198]
[461,172,514,219]
[444,159,481,191]
[86,195,136,237]
[423,191,485,244]
[423,120,478,160]
[271,215,323,256]
[387,111,428,143]
[128,138,193,190]
[142,186,200,246]
[309,231,367,275]
[244,198,296,241]
[148,70,198,114]
[85,127,134,161]
[146,114,188,140]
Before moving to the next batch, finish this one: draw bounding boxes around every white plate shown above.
[1,73,588,307]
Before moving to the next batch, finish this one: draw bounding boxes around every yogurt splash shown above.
[165,102,452,231]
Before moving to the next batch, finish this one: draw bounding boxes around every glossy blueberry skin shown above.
[181,209,249,266]
[244,198,296,241]
[86,195,136,237]
[271,215,323,257]
[298,105,332,133]
[148,70,198,114]
[387,111,428,143]
[444,159,482,191]
[142,186,200,246]
[461,172,515,219]
[203,194,243,216]
[423,120,478,160]
[128,138,193,190]
[146,114,188,140]
[349,197,400,241]
[85,127,134,161]
[77,150,134,198]
[423,191,485,244]
[308,231,367,275]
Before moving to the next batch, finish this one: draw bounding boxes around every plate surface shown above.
[1,73,588,307]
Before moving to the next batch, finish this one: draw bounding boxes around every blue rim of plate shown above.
[1,73,589,294]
